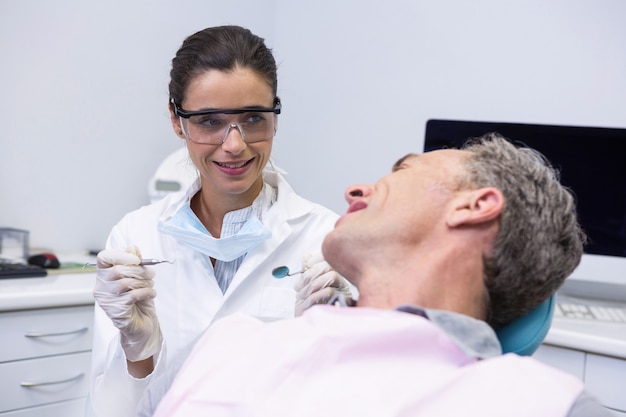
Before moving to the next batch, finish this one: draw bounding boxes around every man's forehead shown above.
[392,149,469,172]
[391,153,419,171]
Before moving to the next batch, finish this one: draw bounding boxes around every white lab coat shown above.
[88,168,339,417]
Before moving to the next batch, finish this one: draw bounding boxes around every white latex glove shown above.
[294,253,353,316]
[93,245,162,362]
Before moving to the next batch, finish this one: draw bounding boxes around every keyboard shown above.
[0,262,48,279]
[555,296,626,323]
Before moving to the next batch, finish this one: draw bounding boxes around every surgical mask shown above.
[158,203,272,262]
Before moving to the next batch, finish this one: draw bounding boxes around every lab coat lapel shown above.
[224,169,316,296]
[226,219,293,296]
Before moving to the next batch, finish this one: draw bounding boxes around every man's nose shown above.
[345,185,370,202]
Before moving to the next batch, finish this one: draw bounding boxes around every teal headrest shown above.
[495,295,555,356]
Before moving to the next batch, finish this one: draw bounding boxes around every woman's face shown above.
[171,67,275,204]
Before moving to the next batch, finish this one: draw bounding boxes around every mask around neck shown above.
[158,203,271,262]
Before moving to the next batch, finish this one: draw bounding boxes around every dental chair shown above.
[496,295,555,356]
[148,147,198,203]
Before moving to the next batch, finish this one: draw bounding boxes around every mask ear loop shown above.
[267,158,277,172]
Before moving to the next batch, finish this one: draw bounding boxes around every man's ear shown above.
[447,187,504,227]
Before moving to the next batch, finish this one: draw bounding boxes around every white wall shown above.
[271,0,626,215]
[1,0,625,253]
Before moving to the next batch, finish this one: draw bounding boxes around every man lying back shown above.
[140,133,609,417]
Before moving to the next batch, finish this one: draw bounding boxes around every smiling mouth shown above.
[215,159,252,169]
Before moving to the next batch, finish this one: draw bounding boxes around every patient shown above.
[140,134,609,416]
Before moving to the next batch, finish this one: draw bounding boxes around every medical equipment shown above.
[424,119,626,298]
[328,292,348,307]
[0,227,29,260]
[148,147,198,203]
[271,265,303,278]
[84,259,173,267]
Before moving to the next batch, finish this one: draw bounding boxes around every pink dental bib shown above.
[154,306,584,417]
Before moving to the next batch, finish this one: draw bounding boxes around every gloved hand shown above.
[294,253,353,316]
[93,245,162,362]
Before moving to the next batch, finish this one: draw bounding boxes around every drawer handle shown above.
[20,372,85,387]
[24,326,89,338]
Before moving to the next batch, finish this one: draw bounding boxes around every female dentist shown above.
[88,25,352,417]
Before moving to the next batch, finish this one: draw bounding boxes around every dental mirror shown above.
[271,266,303,278]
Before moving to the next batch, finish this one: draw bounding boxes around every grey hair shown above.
[460,133,586,329]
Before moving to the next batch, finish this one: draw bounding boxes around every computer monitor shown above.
[424,119,626,302]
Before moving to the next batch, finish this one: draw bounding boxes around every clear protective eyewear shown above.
[171,98,281,145]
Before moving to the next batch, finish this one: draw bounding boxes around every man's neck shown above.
[353,249,488,321]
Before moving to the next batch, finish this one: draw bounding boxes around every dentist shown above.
[88,25,352,417]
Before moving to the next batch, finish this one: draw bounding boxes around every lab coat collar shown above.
[261,164,322,223]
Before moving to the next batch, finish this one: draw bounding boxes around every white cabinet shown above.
[534,344,626,415]
[1,398,87,417]
[532,344,585,381]
[0,304,94,416]
[585,353,626,413]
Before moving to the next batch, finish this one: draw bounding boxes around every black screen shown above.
[424,119,626,258]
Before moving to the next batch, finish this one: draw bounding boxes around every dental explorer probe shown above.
[83,259,173,268]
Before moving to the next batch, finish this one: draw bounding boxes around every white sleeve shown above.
[136,339,196,417]
[87,221,169,417]
[87,303,168,417]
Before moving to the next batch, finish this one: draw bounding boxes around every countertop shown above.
[544,317,626,359]
[0,271,96,312]
[545,283,626,360]
[0,252,96,312]
[2,255,625,361]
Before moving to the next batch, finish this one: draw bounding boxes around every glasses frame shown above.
[170,98,281,145]
[170,98,282,119]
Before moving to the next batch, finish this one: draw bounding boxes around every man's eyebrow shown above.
[392,153,419,172]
